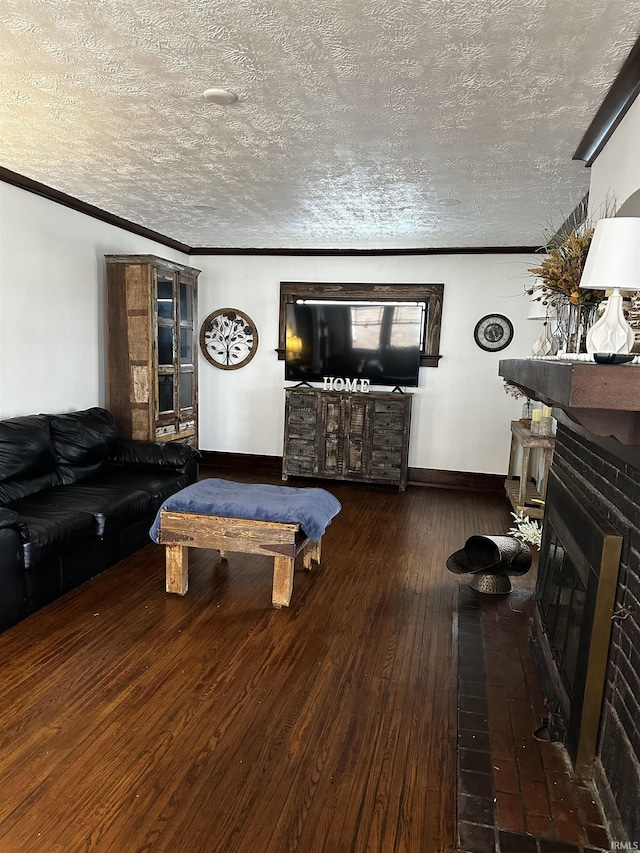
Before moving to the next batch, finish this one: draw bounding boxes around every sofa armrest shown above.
[0,508,29,542]
[109,439,201,474]
[0,526,28,632]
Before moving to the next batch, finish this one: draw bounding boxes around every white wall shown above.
[0,182,189,417]
[1,181,538,474]
[588,95,640,217]
[195,253,537,474]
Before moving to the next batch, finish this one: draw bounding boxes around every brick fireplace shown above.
[547,424,640,841]
[532,459,622,778]
[500,359,640,845]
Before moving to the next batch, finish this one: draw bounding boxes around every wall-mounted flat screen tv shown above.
[285,300,424,387]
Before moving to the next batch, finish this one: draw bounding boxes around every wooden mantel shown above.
[499,358,640,446]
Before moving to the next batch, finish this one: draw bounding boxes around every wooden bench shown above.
[157,509,322,608]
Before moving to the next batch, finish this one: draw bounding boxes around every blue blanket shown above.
[149,478,342,543]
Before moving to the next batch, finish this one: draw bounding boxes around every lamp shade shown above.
[579,217,640,291]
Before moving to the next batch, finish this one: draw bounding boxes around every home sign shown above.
[322,377,370,393]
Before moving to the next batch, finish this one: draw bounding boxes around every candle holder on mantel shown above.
[579,217,640,355]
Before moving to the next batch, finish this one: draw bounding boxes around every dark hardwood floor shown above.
[0,475,518,853]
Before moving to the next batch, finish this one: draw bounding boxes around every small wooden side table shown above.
[505,421,555,519]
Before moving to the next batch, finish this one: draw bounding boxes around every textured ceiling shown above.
[1,0,638,249]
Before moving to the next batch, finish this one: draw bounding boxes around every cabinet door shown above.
[370,396,411,487]
[283,391,317,476]
[155,269,178,431]
[318,396,342,474]
[342,396,369,476]
[153,268,199,442]
[177,274,197,438]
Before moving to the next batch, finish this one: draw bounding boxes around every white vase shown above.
[532,321,557,357]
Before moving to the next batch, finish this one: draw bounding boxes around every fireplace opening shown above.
[532,466,622,779]
[540,534,588,708]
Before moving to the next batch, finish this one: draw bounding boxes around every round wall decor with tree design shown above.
[199,308,259,369]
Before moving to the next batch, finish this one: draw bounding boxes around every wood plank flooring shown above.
[0,476,517,853]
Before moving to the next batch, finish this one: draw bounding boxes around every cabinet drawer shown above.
[374,399,407,415]
[286,441,315,458]
[371,449,402,467]
[286,425,316,441]
[287,410,317,426]
[372,432,404,449]
[373,414,405,431]
[156,424,177,438]
[287,393,318,409]
[371,466,401,482]
[285,458,314,475]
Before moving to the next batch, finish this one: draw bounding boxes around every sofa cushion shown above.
[110,439,198,471]
[11,480,154,541]
[96,468,193,509]
[49,407,118,485]
[45,481,154,537]
[8,497,96,570]
[0,415,59,505]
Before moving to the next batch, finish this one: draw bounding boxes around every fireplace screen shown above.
[538,536,588,703]
[533,467,622,778]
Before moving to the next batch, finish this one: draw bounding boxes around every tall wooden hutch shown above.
[105,255,200,447]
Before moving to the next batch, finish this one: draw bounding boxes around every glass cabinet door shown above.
[179,281,193,325]
[179,371,193,410]
[158,374,175,414]
[153,267,197,439]
[157,326,174,365]
[155,271,177,422]
[177,276,197,416]
[179,327,193,364]
[157,276,174,319]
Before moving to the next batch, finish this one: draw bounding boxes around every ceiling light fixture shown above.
[202,88,238,105]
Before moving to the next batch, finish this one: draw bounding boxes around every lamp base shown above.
[586,289,634,355]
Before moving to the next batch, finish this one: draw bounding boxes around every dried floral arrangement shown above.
[509,511,542,548]
[526,197,608,311]
[527,228,603,309]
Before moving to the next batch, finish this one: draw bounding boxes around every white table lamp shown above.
[580,217,640,355]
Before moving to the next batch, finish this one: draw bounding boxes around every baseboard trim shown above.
[199,451,283,475]
[408,467,505,491]
[198,451,505,492]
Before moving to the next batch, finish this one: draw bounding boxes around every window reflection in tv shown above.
[285,301,423,387]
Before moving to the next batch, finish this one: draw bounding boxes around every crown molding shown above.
[188,245,543,256]
[573,34,640,166]
[0,167,192,253]
[0,166,542,256]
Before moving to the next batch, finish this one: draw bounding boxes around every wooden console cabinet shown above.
[105,255,200,446]
[282,388,412,490]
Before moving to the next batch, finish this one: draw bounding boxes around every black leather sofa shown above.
[0,407,199,633]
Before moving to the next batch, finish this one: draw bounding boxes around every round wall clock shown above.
[473,314,514,352]
[199,308,259,369]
